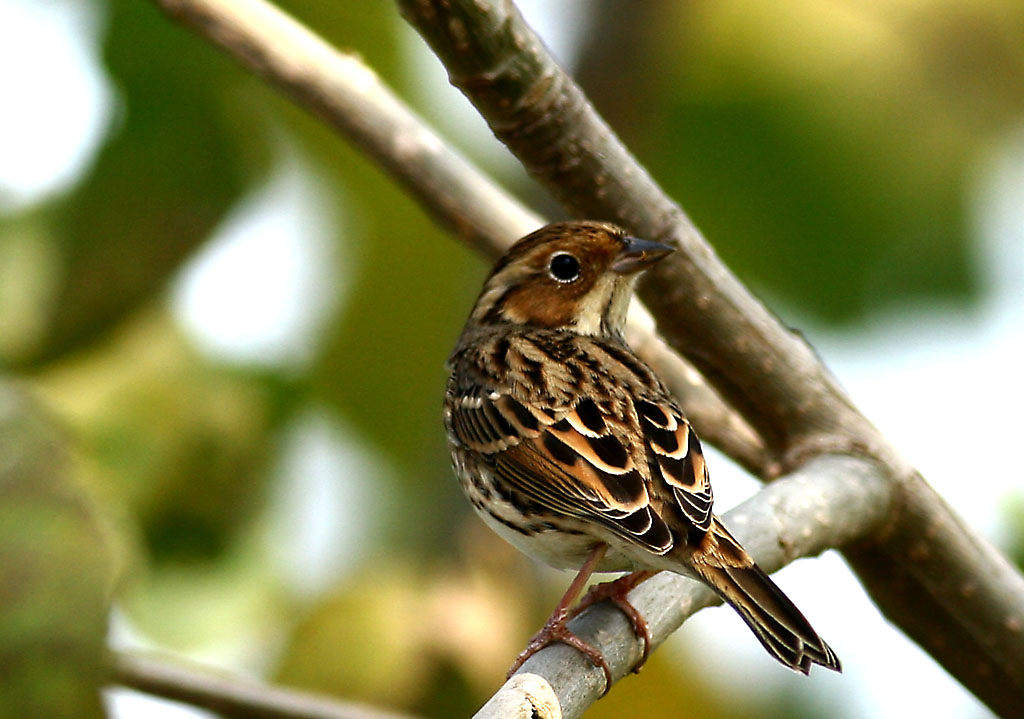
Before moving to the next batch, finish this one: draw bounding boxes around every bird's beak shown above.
[611,236,675,274]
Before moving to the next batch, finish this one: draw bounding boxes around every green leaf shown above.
[0,382,113,719]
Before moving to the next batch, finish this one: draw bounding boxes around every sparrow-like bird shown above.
[444,221,839,691]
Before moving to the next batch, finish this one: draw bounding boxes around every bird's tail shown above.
[689,522,841,674]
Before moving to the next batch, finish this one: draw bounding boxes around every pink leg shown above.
[507,545,614,693]
[571,570,658,671]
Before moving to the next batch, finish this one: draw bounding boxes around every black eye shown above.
[548,253,581,282]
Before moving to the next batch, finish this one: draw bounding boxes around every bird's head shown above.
[469,221,674,337]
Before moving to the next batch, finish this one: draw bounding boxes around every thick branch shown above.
[397,0,870,453]
[111,651,418,719]
[846,480,1024,707]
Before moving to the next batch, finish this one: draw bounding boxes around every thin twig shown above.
[111,651,418,719]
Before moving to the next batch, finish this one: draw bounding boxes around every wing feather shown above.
[637,398,714,532]
[448,379,672,554]
[446,333,712,554]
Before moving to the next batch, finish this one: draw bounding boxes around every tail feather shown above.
[690,525,841,674]
[711,563,841,673]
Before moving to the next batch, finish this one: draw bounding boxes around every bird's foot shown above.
[570,570,655,672]
[507,606,613,694]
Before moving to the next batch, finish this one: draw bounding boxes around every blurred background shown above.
[1,0,1022,717]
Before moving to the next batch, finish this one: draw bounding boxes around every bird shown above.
[443,220,840,692]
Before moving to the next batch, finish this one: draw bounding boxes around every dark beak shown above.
[611,236,675,274]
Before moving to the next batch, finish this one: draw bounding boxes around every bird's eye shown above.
[548,253,581,283]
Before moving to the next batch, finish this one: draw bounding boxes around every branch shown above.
[151,0,771,479]
[111,651,418,719]
[397,0,869,454]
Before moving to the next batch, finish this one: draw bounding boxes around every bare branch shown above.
[111,651,418,719]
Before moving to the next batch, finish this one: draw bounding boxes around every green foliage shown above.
[598,0,1024,323]
[585,645,743,719]
[40,312,280,564]
[5,0,271,367]
[0,383,113,719]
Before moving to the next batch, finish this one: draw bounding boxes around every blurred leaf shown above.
[311,197,479,480]
[0,381,113,719]
[120,530,287,651]
[275,563,432,708]
[651,93,974,323]
[276,0,404,80]
[274,536,533,718]
[580,0,1024,324]
[8,0,271,368]
[38,308,282,565]
[1003,493,1024,571]
[35,307,295,650]
[0,212,63,361]
[586,644,741,719]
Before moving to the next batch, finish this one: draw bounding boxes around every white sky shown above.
[2,1,1019,718]
[170,148,345,370]
[0,0,112,211]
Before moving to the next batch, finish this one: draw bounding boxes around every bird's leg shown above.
[508,544,614,693]
[570,570,658,671]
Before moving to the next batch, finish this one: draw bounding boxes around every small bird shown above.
[444,221,839,691]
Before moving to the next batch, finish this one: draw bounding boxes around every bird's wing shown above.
[633,396,714,533]
[447,369,713,553]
